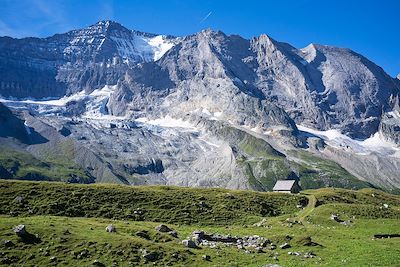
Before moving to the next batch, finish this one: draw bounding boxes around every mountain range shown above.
[0,20,399,192]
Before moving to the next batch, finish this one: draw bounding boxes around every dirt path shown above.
[297,194,317,222]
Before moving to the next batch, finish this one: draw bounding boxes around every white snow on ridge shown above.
[148,35,174,61]
[0,92,87,107]
[111,34,174,63]
[297,124,400,157]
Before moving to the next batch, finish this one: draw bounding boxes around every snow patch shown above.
[148,35,174,61]
[111,34,174,63]
[135,116,196,130]
[297,124,400,157]
[24,121,31,135]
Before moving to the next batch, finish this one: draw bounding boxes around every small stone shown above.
[93,260,106,267]
[105,224,116,233]
[202,254,211,261]
[182,239,197,248]
[14,196,25,205]
[63,229,71,235]
[255,246,264,253]
[142,250,158,261]
[155,224,172,233]
[13,225,27,237]
[135,230,150,239]
[80,249,89,257]
[279,243,291,249]
[3,240,14,247]
[169,230,178,238]
[50,256,57,262]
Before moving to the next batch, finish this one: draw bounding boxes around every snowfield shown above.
[297,125,400,157]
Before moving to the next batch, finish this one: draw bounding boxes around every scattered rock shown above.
[330,214,344,223]
[135,230,150,239]
[374,234,400,239]
[13,225,27,237]
[340,220,352,226]
[279,243,291,249]
[80,249,89,258]
[105,224,116,233]
[182,239,198,248]
[63,229,71,235]
[155,224,172,233]
[93,260,106,267]
[142,249,158,261]
[50,256,57,262]
[202,254,211,261]
[294,236,320,247]
[383,203,389,208]
[303,252,316,258]
[14,196,25,206]
[253,218,268,227]
[169,230,178,238]
[255,246,264,253]
[3,240,14,247]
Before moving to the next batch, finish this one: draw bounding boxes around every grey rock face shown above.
[1,22,397,137]
[380,112,400,145]
[0,20,176,98]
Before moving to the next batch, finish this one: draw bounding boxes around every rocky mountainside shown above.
[0,21,399,192]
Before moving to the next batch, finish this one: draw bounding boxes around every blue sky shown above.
[0,0,399,76]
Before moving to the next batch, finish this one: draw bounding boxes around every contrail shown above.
[200,11,212,24]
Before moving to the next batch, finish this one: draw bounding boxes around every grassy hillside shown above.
[0,149,94,183]
[0,180,305,225]
[0,181,399,266]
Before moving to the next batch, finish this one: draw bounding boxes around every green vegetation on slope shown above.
[0,182,399,266]
[0,180,305,225]
[289,150,373,190]
[0,149,94,183]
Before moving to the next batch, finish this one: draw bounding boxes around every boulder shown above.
[142,250,158,261]
[202,254,211,261]
[105,224,116,233]
[169,230,178,238]
[279,243,291,249]
[93,260,106,267]
[13,225,27,237]
[155,224,172,233]
[135,230,150,239]
[14,196,25,205]
[182,239,198,248]
[3,240,14,247]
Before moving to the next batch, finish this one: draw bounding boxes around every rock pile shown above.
[330,214,352,226]
[187,230,273,251]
